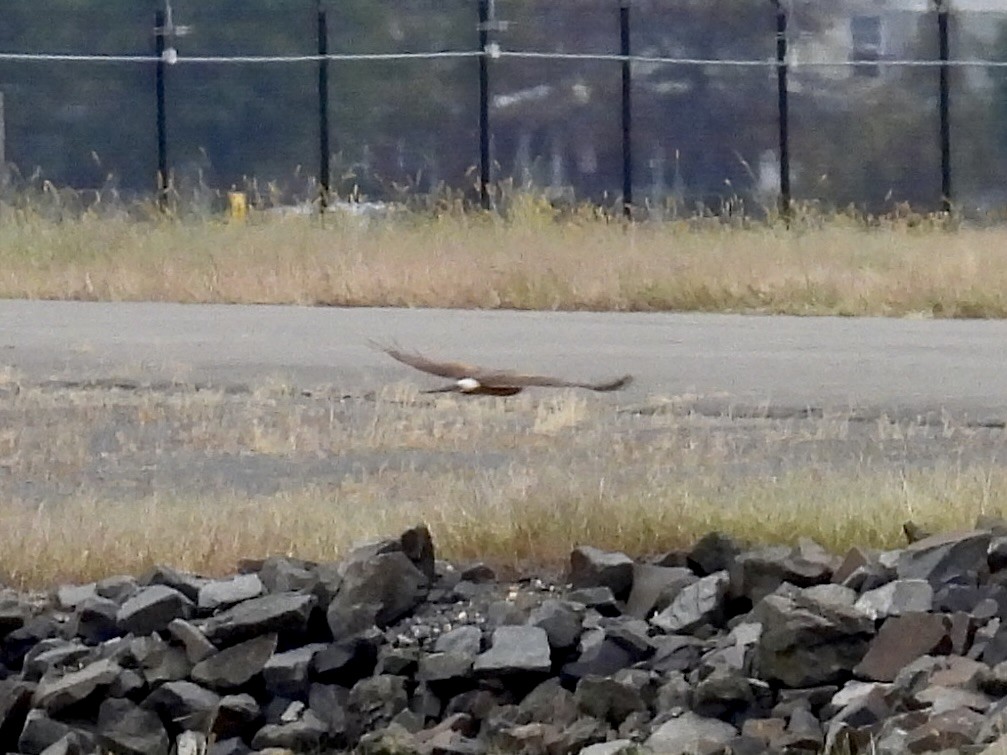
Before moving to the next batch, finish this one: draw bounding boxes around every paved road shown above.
[1,299,1004,419]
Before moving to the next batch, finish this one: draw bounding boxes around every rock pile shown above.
[6,523,1007,754]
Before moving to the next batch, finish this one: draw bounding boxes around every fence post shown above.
[0,92,7,190]
[620,0,633,219]
[154,10,169,211]
[937,0,952,213]
[317,3,331,212]
[773,0,791,220]
[478,0,492,210]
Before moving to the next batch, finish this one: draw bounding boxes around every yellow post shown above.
[227,190,248,222]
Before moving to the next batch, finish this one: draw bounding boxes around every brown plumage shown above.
[373,343,633,396]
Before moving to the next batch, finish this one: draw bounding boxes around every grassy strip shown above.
[1,202,1007,317]
[2,462,1004,590]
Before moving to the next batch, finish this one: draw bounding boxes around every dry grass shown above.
[2,200,1007,317]
[3,458,1006,590]
[2,376,1006,589]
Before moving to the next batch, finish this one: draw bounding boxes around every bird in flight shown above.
[373,343,633,397]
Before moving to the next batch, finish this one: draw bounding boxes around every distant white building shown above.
[790,0,1007,87]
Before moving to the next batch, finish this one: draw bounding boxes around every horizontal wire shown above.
[0,50,484,64]
[497,51,1007,68]
[0,49,1005,68]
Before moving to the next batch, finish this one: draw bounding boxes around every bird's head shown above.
[456,377,481,393]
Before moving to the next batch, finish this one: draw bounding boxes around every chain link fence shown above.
[0,0,1005,217]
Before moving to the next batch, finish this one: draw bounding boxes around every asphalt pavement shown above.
[1,299,1004,419]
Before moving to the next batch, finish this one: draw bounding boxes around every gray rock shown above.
[830,685,890,729]
[308,684,349,742]
[562,637,638,682]
[913,684,993,714]
[649,635,706,674]
[212,694,261,741]
[139,642,191,686]
[855,579,935,620]
[693,668,757,719]
[689,532,743,576]
[527,600,583,651]
[752,590,874,687]
[68,596,120,644]
[434,625,483,655]
[578,740,638,755]
[417,652,474,683]
[190,633,278,691]
[566,587,620,616]
[897,530,993,586]
[459,563,496,584]
[651,570,729,634]
[569,546,635,600]
[95,575,140,604]
[781,706,824,750]
[167,618,217,663]
[474,626,551,675]
[116,585,195,636]
[141,565,207,602]
[37,733,89,755]
[32,657,122,714]
[824,680,892,719]
[258,556,319,594]
[399,524,437,583]
[574,676,647,726]
[803,583,858,607]
[261,643,327,698]
[201,591,316,646]
[516,678,579,727]
[731,540,836,604]
[356,722,419,755]
[18,710,96,755]
[55,584,97,611]
[141,680,220,733]
[312,635,380,686]
[486,599,528,628]
[327,552,429,640]
[347,675,409,735]
[97,697,169,755]
[605,621,656,660]
[197,574,264,612]
[312,562,345,606]
[251,709,329,751]
[645,711,738,754]
[625,564,696,619]
[0,679,34,752]
[0,596,28,638]
[175,731,206,755]
[23,641,90,682]
[207,737,250,755]
[904,706,983,752]
[854,613,952,682]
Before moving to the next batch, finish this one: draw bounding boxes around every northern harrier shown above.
[374,343,633,397]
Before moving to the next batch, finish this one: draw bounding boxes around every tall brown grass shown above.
[2,198,1007,317]
[2,379,1006,589]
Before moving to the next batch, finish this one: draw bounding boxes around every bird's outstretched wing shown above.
[371,342,481,380]
[372,341,633,392]
[479,371,634,392]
